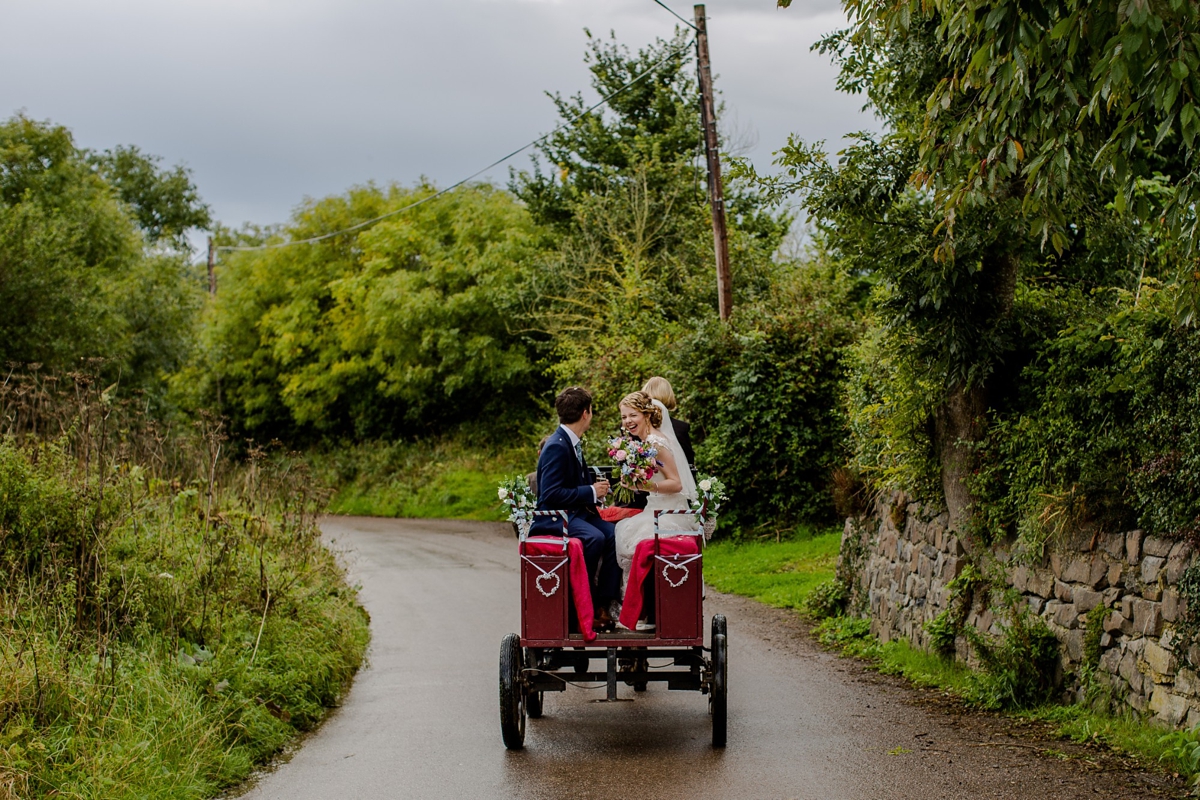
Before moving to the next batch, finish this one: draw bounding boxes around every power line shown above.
[219,37,695,253]
[650,0,698,31]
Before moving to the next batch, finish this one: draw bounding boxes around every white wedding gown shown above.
[614,430,697,591]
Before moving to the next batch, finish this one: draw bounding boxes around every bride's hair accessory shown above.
[619,390,662,428]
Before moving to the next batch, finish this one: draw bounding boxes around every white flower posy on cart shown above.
[498,474,536,535]
[689,475,727,539]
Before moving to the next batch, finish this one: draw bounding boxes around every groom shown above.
[532,387,621,623]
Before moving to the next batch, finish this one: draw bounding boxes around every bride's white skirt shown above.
[615,493,694,593]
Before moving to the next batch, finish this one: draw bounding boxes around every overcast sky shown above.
[2,0,875,233]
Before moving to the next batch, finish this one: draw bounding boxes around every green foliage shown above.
[0,114,207,400]
[843,320,942,500]
[702,530,842,611]
[784,0,1200,282]
[972,282,1200,548]
[314,429,535,520]
[814,616,976,692]
[924,610,959,657]
[1158,727,1200,789]
[191,183,547,440]
[1174,564,1200,669]
[924,562,985,656]
[667,263,864,529]
[88,144,211,249]
[760,0,1200,528]
[0,115,140,369]
[803,578,848,620]
[965,597,1061,711]
[815,615,874,652]
[818,610,1200,780]
[0,377,368,799]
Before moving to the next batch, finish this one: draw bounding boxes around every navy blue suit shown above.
[532,426,620,604]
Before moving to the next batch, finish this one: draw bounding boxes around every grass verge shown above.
[702,528,841,611]
[314,433,534,520]
[813,615,1199,785]
[703,533,1197,788]
[0,437,370,800]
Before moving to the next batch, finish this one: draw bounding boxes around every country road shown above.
[231,516,1178,799]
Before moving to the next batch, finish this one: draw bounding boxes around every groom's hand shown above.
[593,480,610,501]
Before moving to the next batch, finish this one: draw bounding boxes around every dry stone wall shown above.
[842,491,1200,728]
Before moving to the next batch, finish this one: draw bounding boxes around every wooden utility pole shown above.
[207,236,217,296]
[694,4,732,321]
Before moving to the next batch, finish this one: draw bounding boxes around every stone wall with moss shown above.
[843,491,1200,727]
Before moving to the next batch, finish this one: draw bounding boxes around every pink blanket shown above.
[599,506,643,523]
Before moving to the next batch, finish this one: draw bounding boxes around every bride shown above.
[612,390,698,629]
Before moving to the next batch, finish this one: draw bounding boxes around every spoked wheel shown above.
[710,614,727,748]
[500,633,526,749]
[524,648,544,718]
[633,653,649,692]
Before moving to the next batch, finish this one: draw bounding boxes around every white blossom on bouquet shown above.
[497,474,536,532]
[689,475,727,538]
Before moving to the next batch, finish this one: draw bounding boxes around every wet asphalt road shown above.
[233,516,1171,800]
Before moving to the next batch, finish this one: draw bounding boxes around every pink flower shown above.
[615,450,628,462]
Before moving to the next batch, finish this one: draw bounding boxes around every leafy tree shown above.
[511,30,788,415]
[667,262,864,528]
[190,183,547,440]
[0,114,207,397]
[0,115,139,368]
[89,145,211,250]
[760,0,1195,529]
[779,0,1200,258]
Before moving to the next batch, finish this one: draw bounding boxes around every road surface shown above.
[232,516,1178,799]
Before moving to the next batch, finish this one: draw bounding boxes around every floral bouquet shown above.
[690,475,727,538]
[498,474,536,534]
[607,432,659,505]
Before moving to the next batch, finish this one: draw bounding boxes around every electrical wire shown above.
[218,37,695,253]
[650,0,698,31]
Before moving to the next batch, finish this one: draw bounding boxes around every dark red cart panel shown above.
[521,553,570,641]
[654,551,703,640]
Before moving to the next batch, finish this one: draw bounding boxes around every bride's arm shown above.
[647,441,683,495]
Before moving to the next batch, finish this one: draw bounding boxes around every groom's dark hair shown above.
[555,386,592,424]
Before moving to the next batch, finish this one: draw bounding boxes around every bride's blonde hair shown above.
[619,391,662,428]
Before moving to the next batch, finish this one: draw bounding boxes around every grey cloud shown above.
[1,0,872,230]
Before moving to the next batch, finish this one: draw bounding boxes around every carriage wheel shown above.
[710,615,728,748]
[711,613,727,644]
[633,654,648,692]
[527,689,544,718]
[523,648,545,718]
[499,633,526,749]
[708,613,727,716]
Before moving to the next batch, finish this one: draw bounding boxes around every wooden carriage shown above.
[498,507,728,749]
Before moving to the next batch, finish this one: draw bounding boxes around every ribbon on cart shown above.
[655,553,703,589]
[520,555,568,598]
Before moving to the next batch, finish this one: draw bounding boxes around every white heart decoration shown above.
[662,562,689,589]
[535,570,561,598]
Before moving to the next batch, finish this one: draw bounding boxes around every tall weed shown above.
[0,371,369,799]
